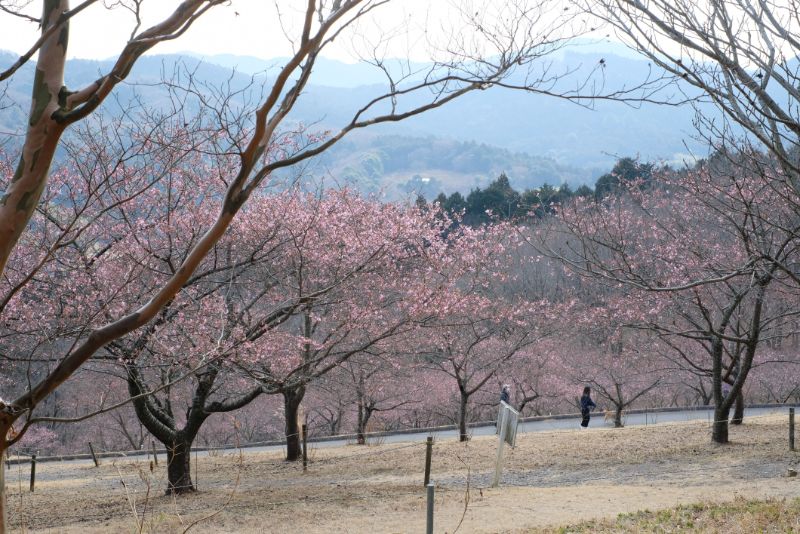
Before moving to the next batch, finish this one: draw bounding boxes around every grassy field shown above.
[5,414,800,533]
[548,497,800,533]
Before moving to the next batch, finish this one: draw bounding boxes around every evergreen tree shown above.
[465,172,523,224]
[594,157,654,201]
[415,194,428,211]
[444,191,467,215]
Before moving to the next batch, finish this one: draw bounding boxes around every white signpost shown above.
[492,400,520,487]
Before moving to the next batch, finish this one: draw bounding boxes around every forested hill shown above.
[310,135,595,199]
[0,47,708,195]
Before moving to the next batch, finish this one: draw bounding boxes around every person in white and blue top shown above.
[500,384,511,405]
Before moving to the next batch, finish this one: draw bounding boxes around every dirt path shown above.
[5,415,799,533]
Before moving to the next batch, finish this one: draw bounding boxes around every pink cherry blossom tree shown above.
[565,324,665,427]
[415,223,558,441]
[351,354,423,443]
[228,191,453,460]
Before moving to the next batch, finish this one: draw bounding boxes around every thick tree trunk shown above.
[614,405,624,428]
[283,386,306,461]
[711,336,729,444]
[459,393,469,442]
[712,404,731,444]
[356,392,366,445]
[165,435,195,495]
[731,391,744,425]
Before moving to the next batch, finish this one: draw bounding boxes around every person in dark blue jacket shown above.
[580,386,596,428]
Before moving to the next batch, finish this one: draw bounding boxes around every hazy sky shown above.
[0,1,473,62]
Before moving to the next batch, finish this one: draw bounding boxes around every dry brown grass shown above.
[5,414,800,533]
[545,496,800,533]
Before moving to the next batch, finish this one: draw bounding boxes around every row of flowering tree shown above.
[7,138,569,493]
[531,151,800,443]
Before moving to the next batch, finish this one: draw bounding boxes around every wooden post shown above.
[790,408,795,452]
[88,442,100,467]
[423,436,433,486]
[426,482,434,534]
[29,454,36,493]
[302,424,308,472]
[151,440,158,466]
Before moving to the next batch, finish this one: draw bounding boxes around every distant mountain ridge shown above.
[0,47,711,195]
[175,52,430,88]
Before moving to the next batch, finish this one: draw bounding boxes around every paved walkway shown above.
[8,405,795,470]
[222,405,795,454]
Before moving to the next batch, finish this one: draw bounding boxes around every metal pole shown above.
[0,450,6,529]
[790,408,795,452]
[423,436,433,486]
[426,482,434,534]
[29,453,36,493]
[302,424,308,472]
[88,442,100,467]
